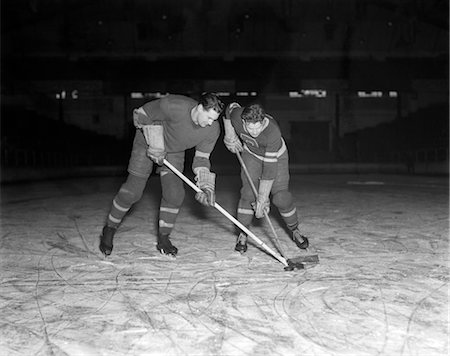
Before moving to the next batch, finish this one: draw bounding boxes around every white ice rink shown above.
[1,173,448,356]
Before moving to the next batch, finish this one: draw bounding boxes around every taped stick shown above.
[163,159,288,267]
[236,151,287,258]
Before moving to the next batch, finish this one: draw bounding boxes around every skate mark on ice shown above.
[34,252,69,356]
[279,280,385,353]
[187,275,218,316]
[274,282,329,352]
[379,237,409,253]
[378,286,390,356]
[400,281,449,355]
[160,316,190,355]
[70,215,99,258]
[48,248,124,317]
[204,312,279,355]
[121,279,194,356]
[251,296,270,321]
[0,231,12,248]
[164,271,175,294]
[117,288,158,332]
[116,270,201,333]
[183,275,267,353]
[50,251,75,289]
[48,232,95,258]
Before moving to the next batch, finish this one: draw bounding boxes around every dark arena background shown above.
[1,1,449,355]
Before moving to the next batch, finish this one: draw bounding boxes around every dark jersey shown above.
[229,107,286,180]
[134,94,220,171]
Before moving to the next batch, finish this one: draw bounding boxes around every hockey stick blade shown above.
[288,254,320,264]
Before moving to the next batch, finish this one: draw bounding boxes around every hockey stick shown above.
[162,159,290,267]
[235,151,287,258]
[236,152,319,266]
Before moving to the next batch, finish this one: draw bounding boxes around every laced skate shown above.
[291,228,309,249]
[157,234,178,257]
[234,232,248,253]
[99,226,116,256]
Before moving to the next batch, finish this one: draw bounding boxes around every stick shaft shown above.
[162,159,288,266]
[235,152,287,257]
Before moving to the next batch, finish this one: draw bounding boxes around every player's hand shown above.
[224,135,243,153]
[195,188,215,206]
[252,196,270,218]
[195,169,215,206]
[146,148,166,165]
[225,102,241,120]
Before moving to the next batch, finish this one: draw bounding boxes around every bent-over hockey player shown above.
[223,102,309,253]
[99,93,224,257]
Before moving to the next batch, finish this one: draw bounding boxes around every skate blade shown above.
[99,246,112,257]
[158,250,177,258]
[234,245,248,254]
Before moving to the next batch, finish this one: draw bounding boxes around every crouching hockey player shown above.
[99,93,224,257]
[223,102,309,253]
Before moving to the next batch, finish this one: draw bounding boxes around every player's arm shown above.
[254,134,281,218]
[133,101,167,165]
[192,125,220,207]
[260,124,283,181]
[223,102,243,153]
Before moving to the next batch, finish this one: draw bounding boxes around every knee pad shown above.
[240,184,255,205]
[272,190,293,210]
[116,174,147,206]
[161,172,185,207]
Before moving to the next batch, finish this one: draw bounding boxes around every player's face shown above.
[196,106,220,127]
[243,120,264,137]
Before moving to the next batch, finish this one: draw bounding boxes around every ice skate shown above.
[157,234,178,257]
[99,226,116,256]
[234,232,248,253]
[291,228,309,249]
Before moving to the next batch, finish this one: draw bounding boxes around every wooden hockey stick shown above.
[235,151,287,258]
[163,159,289,267]
[236,152,319,267]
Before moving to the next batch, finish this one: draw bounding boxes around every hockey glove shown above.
[133,107,147,129]
[223,115,243,153]
[225,102,241,120]
[143,124,166,165]
[252,179,273,218]
[194,168,216,207]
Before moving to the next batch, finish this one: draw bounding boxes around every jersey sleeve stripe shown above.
[243,139,287,163]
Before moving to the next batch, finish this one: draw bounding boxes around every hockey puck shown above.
[284,261,304,271]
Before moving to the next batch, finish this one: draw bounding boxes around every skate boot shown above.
[157,234,178,257]
[99,226,116,256]
[291,228,309,249]
[234,232,248,253]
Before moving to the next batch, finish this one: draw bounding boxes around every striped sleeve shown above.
[261,137,280,180]
[192,122,220,173]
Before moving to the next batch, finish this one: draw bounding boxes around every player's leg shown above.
[271,153,309,249]
[157,152,186,256]
[100,130,153,256]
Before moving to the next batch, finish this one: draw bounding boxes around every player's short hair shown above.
[241,104,265,123]
[199,92,225,113]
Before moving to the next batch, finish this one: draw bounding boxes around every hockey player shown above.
[99,93,224,257]
[223,102,309,253]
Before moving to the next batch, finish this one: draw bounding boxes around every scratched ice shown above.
[0,174,448,356]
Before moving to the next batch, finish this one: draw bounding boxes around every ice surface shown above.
[1,174,448,355]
